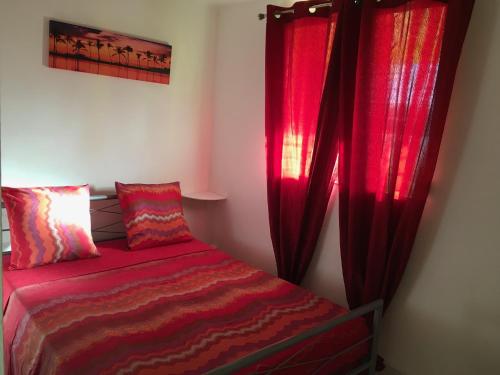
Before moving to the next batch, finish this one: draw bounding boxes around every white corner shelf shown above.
[182,191,228,201]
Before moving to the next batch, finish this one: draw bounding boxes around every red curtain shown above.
[338,0,475,310]
[265,1,340,283]
[266,0,474,306]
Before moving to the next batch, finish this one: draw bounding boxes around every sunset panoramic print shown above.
[49,20,172,84]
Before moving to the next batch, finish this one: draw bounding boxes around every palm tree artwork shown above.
[142,50,154,81]
[87,40,95,72]
[55,34,68,68]
[48,20,172,84]
[124,45,133,78]
[135,52,142,79]
[107,43,113,64]
[96,40,104,73]
[72,39,87,71]
[112,46,126,77]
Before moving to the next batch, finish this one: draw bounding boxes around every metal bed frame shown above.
[1,193,383,374]
[207,299,383,375]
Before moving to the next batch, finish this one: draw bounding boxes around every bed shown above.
[2,195,382,375]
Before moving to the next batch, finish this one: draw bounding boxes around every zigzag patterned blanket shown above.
[3,244,368,374]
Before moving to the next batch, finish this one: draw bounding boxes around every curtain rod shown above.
[258,2,333,20]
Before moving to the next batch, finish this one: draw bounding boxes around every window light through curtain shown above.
[265,1,339,284]
[266,0,474,294]
[362,4,447,201]
[278,14,335,181]
[281,130,314,179]
[339,0,474,314]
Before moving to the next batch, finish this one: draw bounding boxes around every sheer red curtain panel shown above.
[338,0,475,310]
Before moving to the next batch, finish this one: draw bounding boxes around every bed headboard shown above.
[1,195,126,253]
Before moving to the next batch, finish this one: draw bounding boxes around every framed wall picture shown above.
[49,20,172,84]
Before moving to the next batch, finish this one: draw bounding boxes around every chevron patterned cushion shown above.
[2,185,100,270]
[115,181,193,250]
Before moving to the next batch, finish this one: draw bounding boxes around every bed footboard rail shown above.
[206,298,383,375]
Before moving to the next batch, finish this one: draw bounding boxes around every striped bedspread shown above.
[3,244,368,375]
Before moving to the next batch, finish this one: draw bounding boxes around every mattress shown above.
[3,239,369,375]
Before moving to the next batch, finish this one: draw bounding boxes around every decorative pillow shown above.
[1,185,99,270]
[115,181,193,250]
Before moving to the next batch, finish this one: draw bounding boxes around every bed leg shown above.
[368,301,383,375]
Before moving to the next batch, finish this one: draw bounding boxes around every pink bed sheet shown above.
[2,238,213,312]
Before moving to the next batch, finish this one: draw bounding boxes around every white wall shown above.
[210,0,500,374]
[210,0,279,274]
[0,0,219,240]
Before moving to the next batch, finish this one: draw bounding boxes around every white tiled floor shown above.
[380,366,403,375]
